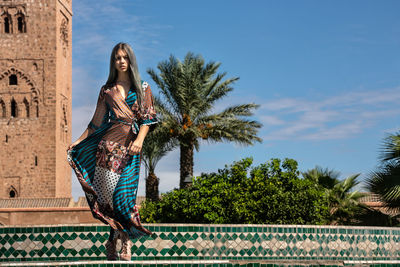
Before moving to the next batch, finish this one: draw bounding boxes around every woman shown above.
[67,42,157,261]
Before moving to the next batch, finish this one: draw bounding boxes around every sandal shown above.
[120,232,132,261]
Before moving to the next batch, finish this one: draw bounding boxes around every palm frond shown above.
[202,72,226,98]
[153,95,179,123]
[302,166,340,189]
[205,77,239,106]
[147,52,263,184]
[203,118,262,145]
[198,104,260,123]
[200,63,222,92]
[327,173,364,224]
[219,103,260,118]
[147,67,181,116]
[366,161,400,209]
[380,132,400,162]
[339,174,361,194]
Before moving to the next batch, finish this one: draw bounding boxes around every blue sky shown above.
[70,0,400,199]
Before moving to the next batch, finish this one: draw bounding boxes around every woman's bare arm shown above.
[128,125,150,155]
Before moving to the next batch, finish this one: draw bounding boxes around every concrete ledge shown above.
[0,209,97,225]
[0,207,90,212]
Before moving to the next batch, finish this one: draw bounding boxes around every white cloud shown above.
[261,87,400,140]
[259,115,285,126]
[262,98,311,112]
[72,1,172,61]
[301,121,365,140]
[382,126,400,134]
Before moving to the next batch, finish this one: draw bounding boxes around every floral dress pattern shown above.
[67,81,157,240]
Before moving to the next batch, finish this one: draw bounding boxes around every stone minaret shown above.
[0,0,72,198]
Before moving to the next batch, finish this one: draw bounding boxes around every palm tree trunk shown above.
[145,172,159,201]
[180,141,194,189]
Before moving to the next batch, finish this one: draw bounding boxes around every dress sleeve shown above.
[138,81,158,131]
[87,86,109,131]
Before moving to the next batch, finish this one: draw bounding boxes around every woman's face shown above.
[115,49,130,73]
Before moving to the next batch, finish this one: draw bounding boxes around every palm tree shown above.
[328,174,365,224]
[142,125,177,201]
[303,166,364,224]
[366,132,400,212]
[147,52,262,188]
[302,166,340,189]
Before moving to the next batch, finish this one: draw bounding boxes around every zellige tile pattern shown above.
[0,224,399,263]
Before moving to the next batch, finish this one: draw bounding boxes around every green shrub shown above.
[141,157,329,224]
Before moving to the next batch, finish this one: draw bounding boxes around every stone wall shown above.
[0,0,72,199]
[0,207,97,225]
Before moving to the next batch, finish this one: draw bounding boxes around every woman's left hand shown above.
[128,139,143,155]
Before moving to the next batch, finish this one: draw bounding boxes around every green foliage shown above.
[327,174,365,225]
[380,132,400,162]
[303,166,365,225]
[367,132,400,213]
[367,162,400,209]
[141,157,329,224]
[302,166,340,189]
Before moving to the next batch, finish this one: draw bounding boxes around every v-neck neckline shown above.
[114,82,132,102]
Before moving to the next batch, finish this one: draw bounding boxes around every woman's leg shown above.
[105,227,119,260]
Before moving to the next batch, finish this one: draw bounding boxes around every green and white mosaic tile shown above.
[0,224,399,263]
[3,260,400,267]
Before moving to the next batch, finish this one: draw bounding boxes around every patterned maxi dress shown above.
[67,81,157,240]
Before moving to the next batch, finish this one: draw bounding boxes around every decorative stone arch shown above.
[15,10,26,33]
[0,67,40,103]
[1,12,12,34]
[0,68,40,118]
[0,5,26,34]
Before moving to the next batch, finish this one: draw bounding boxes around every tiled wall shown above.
[0,224,399,263]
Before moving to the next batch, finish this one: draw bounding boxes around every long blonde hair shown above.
[106,42,143,109]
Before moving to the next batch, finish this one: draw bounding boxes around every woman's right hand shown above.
[67,141,80,152]
[67,128,91,152]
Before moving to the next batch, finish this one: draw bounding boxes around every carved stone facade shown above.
[0,0,72,199]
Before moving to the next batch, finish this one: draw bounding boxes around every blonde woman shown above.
[67,42,157,261]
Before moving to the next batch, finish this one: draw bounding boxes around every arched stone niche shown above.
[0,5,27,34]
[0,68,40,119]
